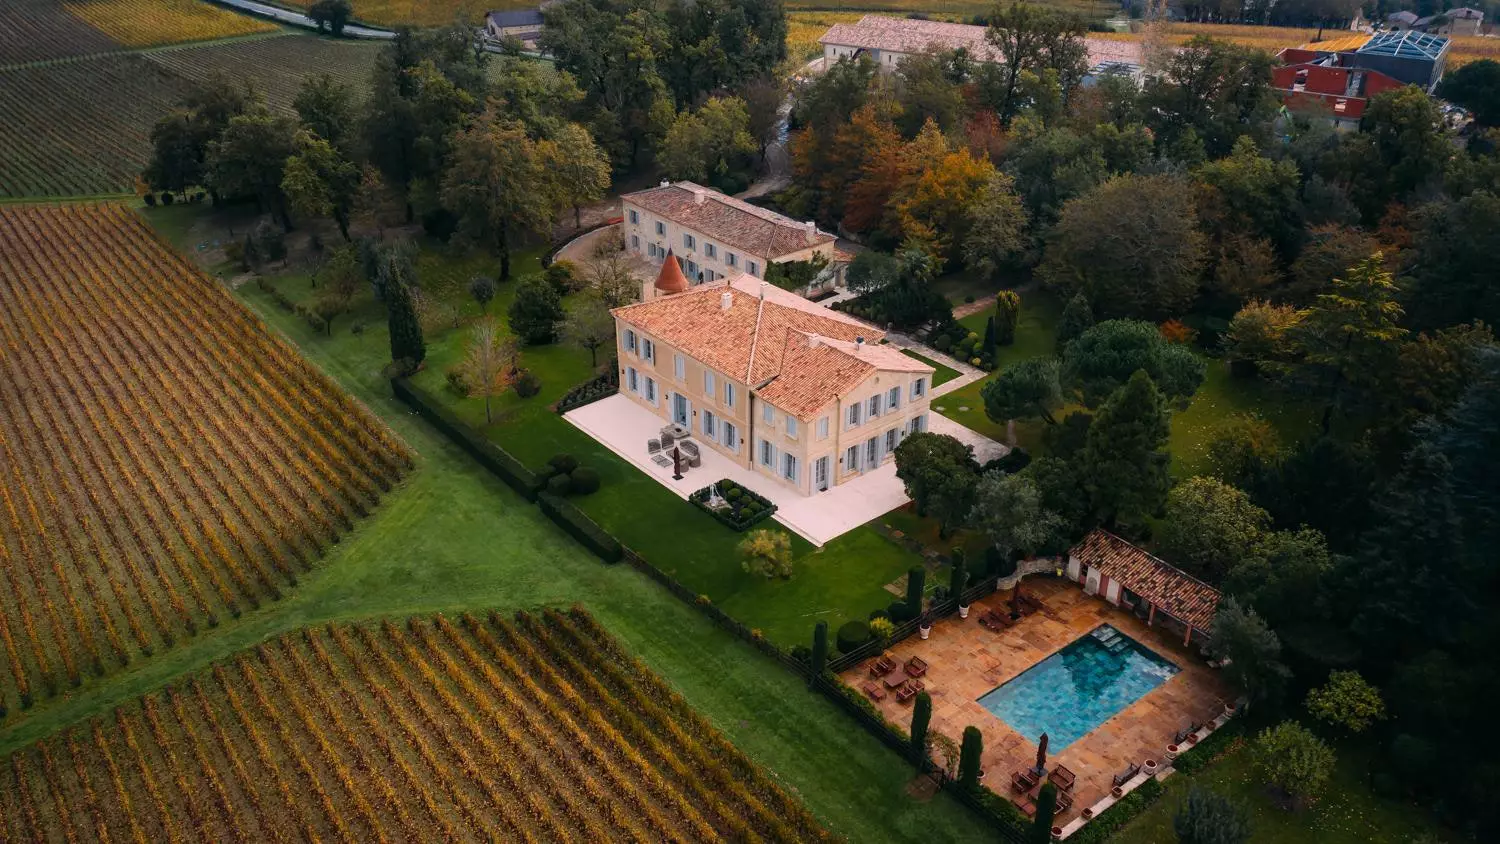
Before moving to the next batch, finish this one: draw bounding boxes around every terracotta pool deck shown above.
[840,577,1230,818]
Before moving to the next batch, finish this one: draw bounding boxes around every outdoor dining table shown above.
[882,668,910,689]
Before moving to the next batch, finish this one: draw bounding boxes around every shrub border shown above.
[688,479,779,531]
[554,370,618,414]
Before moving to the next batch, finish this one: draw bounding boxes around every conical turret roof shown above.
[654,248,689,294]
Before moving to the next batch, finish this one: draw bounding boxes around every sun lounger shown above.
[1019,799,1036,818]
[1011,770,1038,794]
[1111,762,1141,788]
[905,656,928,678]
[1049,765,1076,792]
[863,682,886,702]
[869,654,897,677]
[647,438,661,454]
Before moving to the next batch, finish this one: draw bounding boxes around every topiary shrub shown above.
[548,454,579,475]
[888,600,917,623]
[514,369,541,398]
[727,487,744,501]
[836,620,872,654]
[546,473,573,496]
[933,334,953,352]
[570,466,600,495]
[868,607,891,622]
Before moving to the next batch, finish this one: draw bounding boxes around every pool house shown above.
[1065,529,1222,648]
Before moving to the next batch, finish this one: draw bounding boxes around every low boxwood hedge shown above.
[391,378,540,500]
[537,491,622,563]
[689,479,778,531]
[556,370,619,413]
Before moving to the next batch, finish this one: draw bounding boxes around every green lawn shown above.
[234,225,929,651]
[1111,741,1453,844]
[902,348,962,387]
[4,206,995,843]
[937,291,1318,475]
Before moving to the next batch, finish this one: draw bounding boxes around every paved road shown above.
[206,0,397,39]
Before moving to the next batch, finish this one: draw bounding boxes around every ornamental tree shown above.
[508,276,565,345]
[738,529,793,579]
[1207,598,1290,705]
[1173,785,1250,844]
[910,692,932,768]
[1156,477,1271,583]
[982,357,1062,443]
[1062,319,1205,407]
[969,472,1065,562]
[1305,670,1386,734]
[893,433,979,537]
[1251,722,1335,804]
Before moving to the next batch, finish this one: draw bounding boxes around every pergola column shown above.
[1146,604,1156,627]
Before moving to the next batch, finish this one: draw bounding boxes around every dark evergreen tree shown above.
[910,691,932,767]
[906,566,926,618]
[995,290,1020,346]
[809,620,828,687]
[508,276,566,345]
[958,726,983,789]
[1173,785,1250,844]
[383,250,425,370]
[983,315,997,354]
[949,559,968,601]
[1079,370,1171,528]
[1030,782,1057,843]
[1055,292,1094,353]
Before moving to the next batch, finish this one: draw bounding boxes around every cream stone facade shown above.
[611,274,934,497]
[819,15,1144,78]
[621,181,842,293]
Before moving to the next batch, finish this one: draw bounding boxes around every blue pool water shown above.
[978,624,1179,750]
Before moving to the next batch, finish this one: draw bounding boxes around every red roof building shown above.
[1271,60,1406,126]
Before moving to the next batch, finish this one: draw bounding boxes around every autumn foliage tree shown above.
[459,317,518,423]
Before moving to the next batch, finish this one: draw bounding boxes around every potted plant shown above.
[1143,759,1158,776]
[976,768,986,785]
[1111,785,1124,799]
[1051,826,1063,840]
[1165,743,1179,760]
[1224,700,1238,717]
[1081,807,1095,820]
[958,602,970,619]
[919,615,932,640]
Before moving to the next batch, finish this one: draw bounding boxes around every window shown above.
[845,445,860,472]
[759,439,776,468]
[868,394,882,418]
[723,422,738,452]
[703,410,717,439]
[687,260,699,279]
[725,383,736,409]
[783,453,799,483]
[847,403,862,428]
[642,338,655,363]
[623,329,637,353]
[911,377,926,399]
[747,260,759,277]
[910,414,927,434]
[647,243,658,258]
[866,436,879,465]
[704,371,716,398]
[885,428,899,452]
[626,367,639,393]
[887,386,900,409]
[645,378,658,404]
[705,243,717,259]
[763,403,773,424]
[726,252,738,268]
[786,417,798,438]
[655,221,665,236]
[674,354,685,379]
[683,233,695,250]
[628,209,639,225]
[817,416,829,440]
[631,234,640,250]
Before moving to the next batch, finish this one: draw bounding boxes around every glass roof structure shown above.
[1356,30,1449,60]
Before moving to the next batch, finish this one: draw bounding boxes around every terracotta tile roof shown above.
[1070,529,1222,633]
[612,279,923,418]
[819,15,1143,69]
[622,181,835,260]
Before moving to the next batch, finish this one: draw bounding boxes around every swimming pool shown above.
[978,624,1180,750]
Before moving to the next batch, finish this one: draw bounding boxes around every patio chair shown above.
[1011,770,1038,794]
[978,610,1005,631]
[647,438,661,455]
[1049,765,1076,792]
[862,682,887,702]
[905,656,928,678]
[1054,789,1075,813]
[895,683,918,704]
[1111,762,1141,788]
[869,654,896,677]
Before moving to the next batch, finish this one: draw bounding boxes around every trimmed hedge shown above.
[1057,777,1165,844]
[556,370,619,413]
[689,479,778,531]
[537,491,622,562]
[571,467,600,495]
[836,620,872,654]
[1171,718,1245,774]
[391,378,540,500]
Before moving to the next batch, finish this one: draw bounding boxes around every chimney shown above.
[803,220,817,243]
[659,180,670,188]
[759,281,768,300]
[692,188,706,205]
[807,333,821,348]
[720,290,733,311]
[855,336,865,349]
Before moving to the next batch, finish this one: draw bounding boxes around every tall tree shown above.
[1062,319,1206,406]
[1079,370,1171,528]
[1207,598,1291,705]
[1039,174,1206,319]
[508,276,566,345]
[893,432,979,537]
[1437,59,1500,128]
[562,292,615,368]
[293,73,356,151]
[1157,477,1271,583]
[969,472,1064,561]
[442,113,556,280]
[144,111,203,197]
[281,130,360,240]
[1295,254,1407,432]
[741,75,784,160]
[1055,292,1093,353]
[1406,191,1500,331]
[983,3,1088,124]
[963,172,1029,279]
[982,357,1062,441]
[307,0,353,36]
[1143,37,1277,160]
[543,122,612,229]
[1341,86,1451,221]
[1029,782,1057,844]
[659,96,759,191]
[385,274,425,371]
[895,147,998,264]
[910,692,932,768]
[1195,136,1305,261]
[207,107,298,230]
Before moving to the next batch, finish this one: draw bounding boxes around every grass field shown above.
[0,34,380,198]
[0,607,832,841]
[1111,739,1453,844]
[903,348,962,387]
[0,203,410,716]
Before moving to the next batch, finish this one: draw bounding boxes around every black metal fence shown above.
[827,578,1002,673]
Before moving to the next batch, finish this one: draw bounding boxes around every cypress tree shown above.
[995,290,1021,346]
[958,726,983,788]
[809,620,828,687]
[983,315,997,354]
[1030,782,1057,843]
[1056,292,1094,353]
[1080,370,1170,528]
[949,559,968,602]
[910,691,932,767]
[905,565,926,618]
[386,278,425,370]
